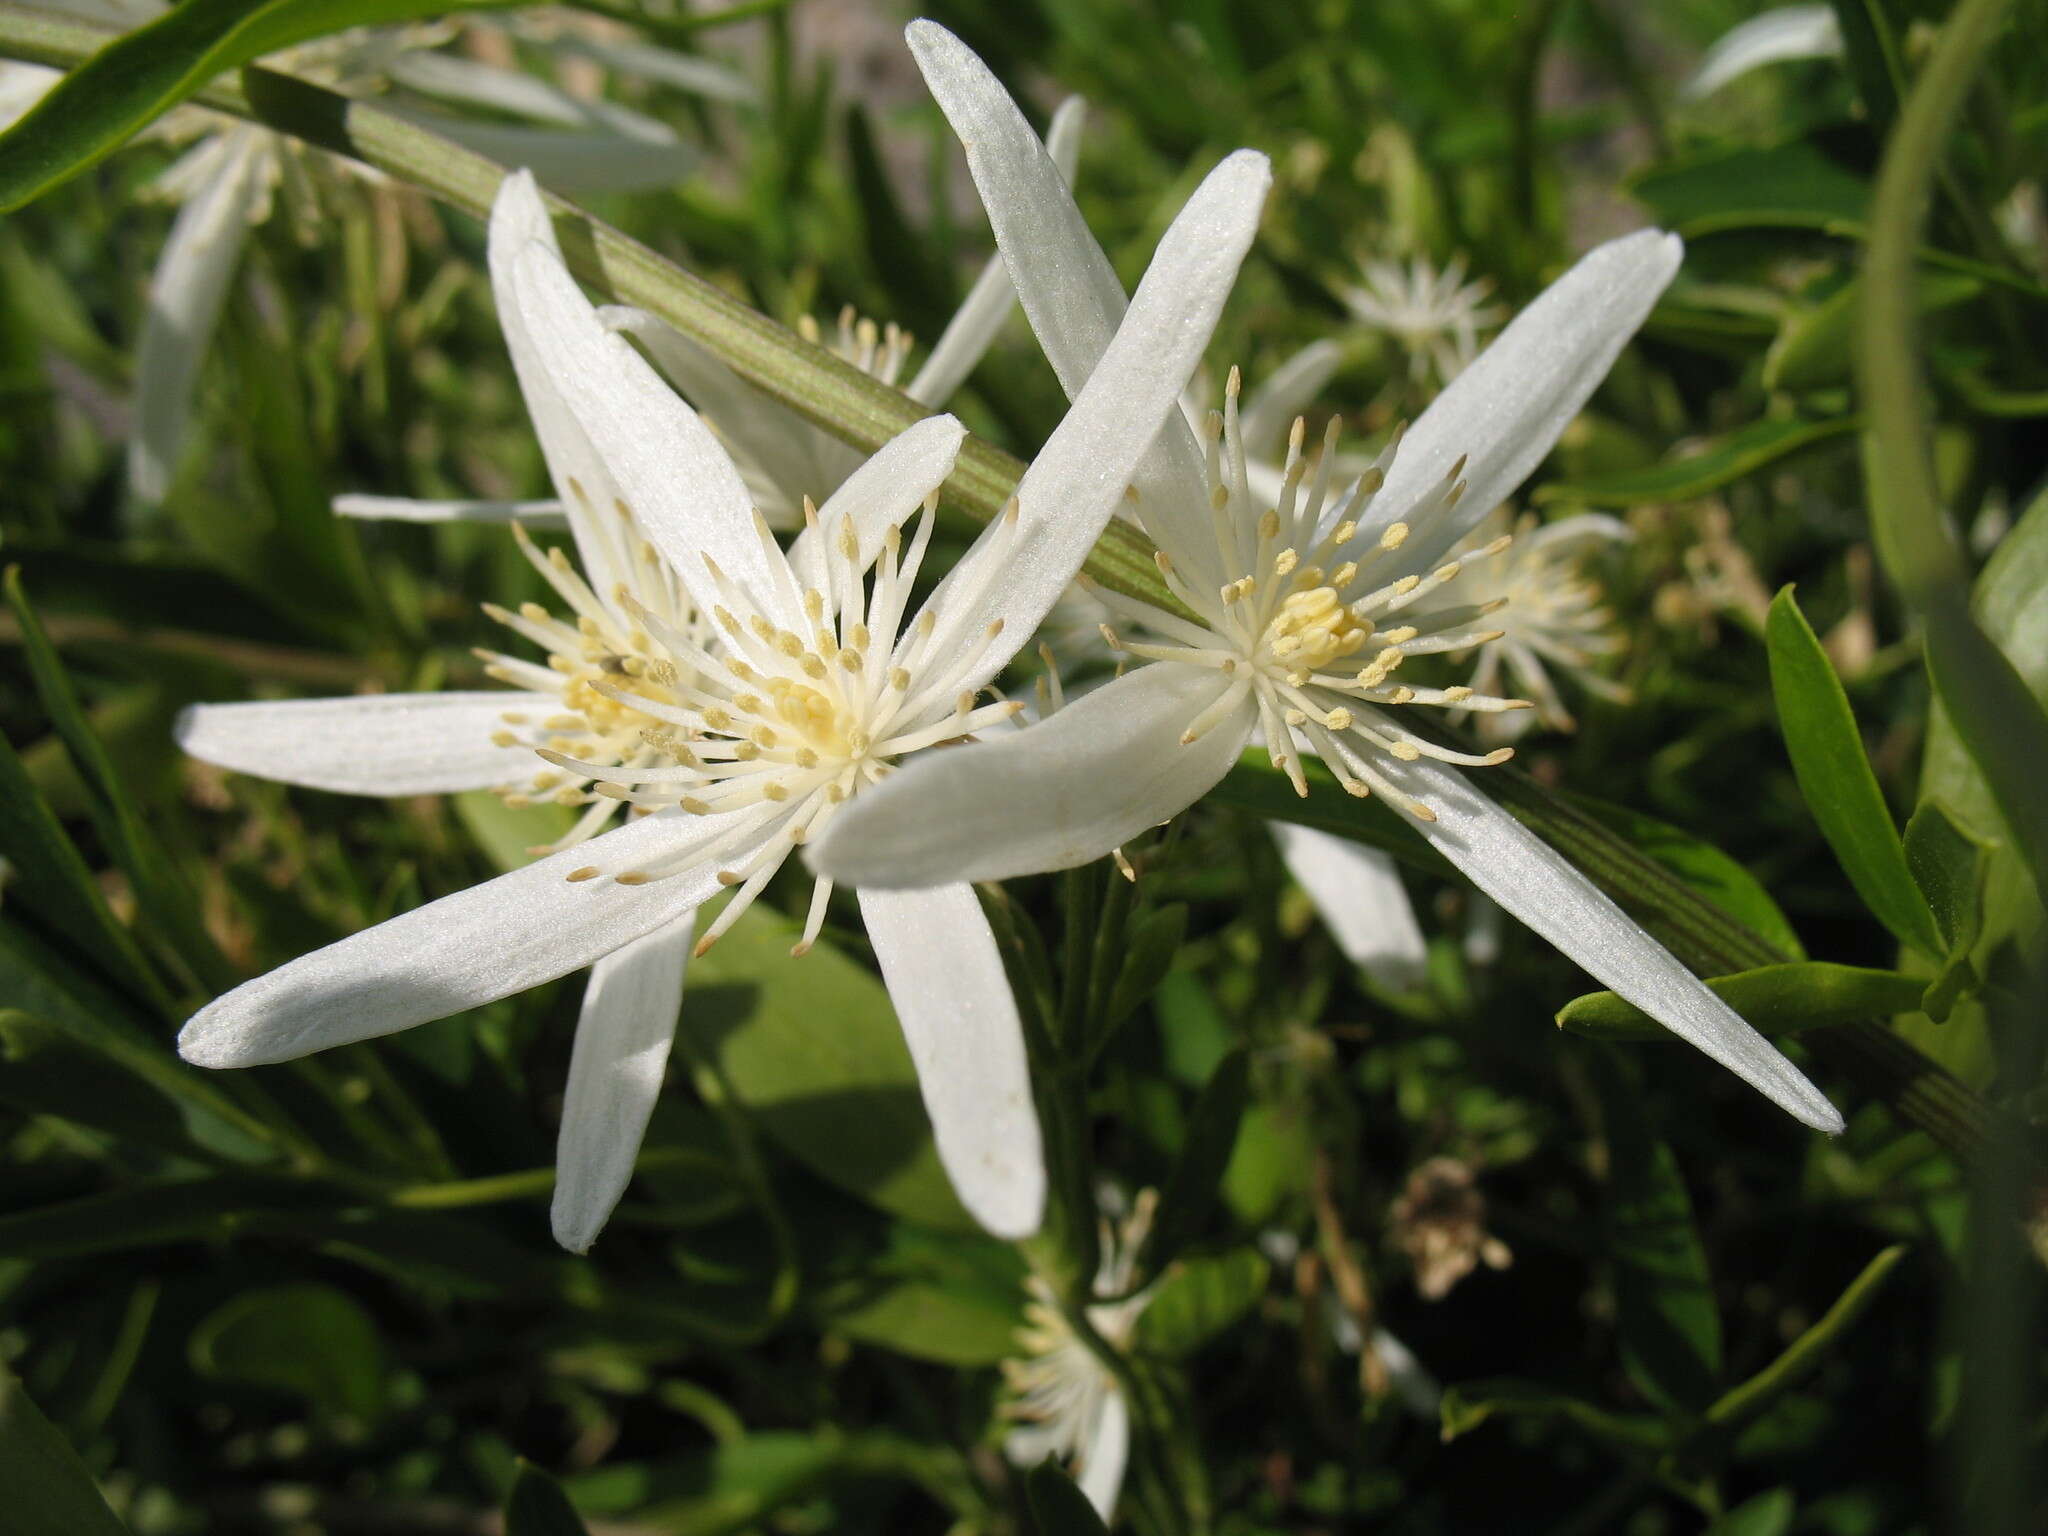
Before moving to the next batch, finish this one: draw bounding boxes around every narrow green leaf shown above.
[1438,1378,1672,1450]
[819,1228,1024,1367]
[1595,1056,1721,1411]
[1704,1488,1796,1536]
[1766,585,1944,956]
[504,1462,592,1536]
[0,1176,334,1261]
[1629,140,1870,235]
[0,1363,132,1536]
[1763,272,1979,394]
[1136,1049,1250,1281]
[0,0,515,210]
[1532,417,1858,508]
[1024,1462,1112,1536]
[680,907,976,1234]
[1133,1249,1267,1359]
[0,1009,201,1156]
[1558,962,1930,1042]
[1101,902,1190,1040]
[1706,1244,1907,1431]
[191,1282,388,1424]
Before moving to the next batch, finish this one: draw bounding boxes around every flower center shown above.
[1262,583,1372,673]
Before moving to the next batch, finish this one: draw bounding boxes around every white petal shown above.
[332,493,567,528]
[127,129,267,505]
[907,22,1213,525]
[1344,230,1684,572]
[810,665,1256,887]
[1270,823,1428,989]
[858,883,1044,1239]
[177,693,541,795]
[904,94,1087,408]
[390,52,607,128]
[409,111,696,193]
[551,910,693,1253]
[1238,338,1344,462]
[789,413,965,592]
[487,170,636,595]
[549,34,758,104]
[179,810,757,1067]
[915,148,1273,689]
[1683,6,1843,99]
[1373,754,1844,1133]
[601,304,850,516]
[507,229,804,634]
[0,61,61,130]
[1077,1390,1130,1520]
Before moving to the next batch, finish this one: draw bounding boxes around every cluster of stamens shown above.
[1087,368,1534,822]
[797,305,914,388]
[490,486,1020,956]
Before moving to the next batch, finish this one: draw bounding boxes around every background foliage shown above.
[1,0,2045,1530]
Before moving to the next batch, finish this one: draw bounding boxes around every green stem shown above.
[1857,0,2048,901]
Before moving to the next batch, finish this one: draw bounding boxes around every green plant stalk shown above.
[0,3,2017,1193]
[1857,0,2048,904]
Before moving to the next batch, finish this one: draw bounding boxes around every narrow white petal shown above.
[332,493,568,528]
[789,414,965,592]
[127,130,267,505]
[509,234,804,634]
[1345,230,1683,572]
[907,22,1213,524]
[487,170,635,595]
[178,810,755,1067]
[1683,6,1843,99]
[548,33,759,104]
[1078,1391,1130,1520]
[810,665,1256,887]
[177,693,540,795]
[601,304,849,515]
[1373,755,1844,1133]
[552,911,693,1253]
[390,51,606,128]
[905,94,1087,407]
[859,884,1044,1239]
[917,149,1273,688]
[1270,823,1428,989]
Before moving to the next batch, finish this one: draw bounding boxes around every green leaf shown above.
[1137,1049,1250,1280]
[1763,273,1980,394]
[1532,417,1859,509]
[1630,140,1870,236]
[1101,902,1190,1042]
[0,1009,200,1156]
[1024,1461,1112,1536]
[1766,586,1944,956]
[1704,1488,1796,1536]
[0,1363,132,1536]
[1903,800,1992,1021]
[1595,1057,1721,1412]
[505,1462,592,1536]
[1438,1378,1672,1450]
[190,1282,388,1425]
[1557,963,1930,1042]
[1133,1249,1268,1359]
[680,907,976,1233]
[820,1229,1024,1367]
[1705,1245,1907,1432]
[0,1176,333,1260]
[453,791,579,875]
[0,0,515,211]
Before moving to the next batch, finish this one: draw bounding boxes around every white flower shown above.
[1341,253,1503,385]
[177,154,1270,1250]
[1681,6,1844,100]
[339,97,1088,532]
[810,23,1844,1138]
[1436,506,1634,741]
[1002,1190,1159,1521]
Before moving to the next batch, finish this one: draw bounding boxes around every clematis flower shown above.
[177,154,1271,1250]
[809,22,1844,1137]
[1437,505,1634,742]
[1002,1189,1159,1521]
[1341,252,1503,385]
[1681,6,1843,100]
[3,0,727,505]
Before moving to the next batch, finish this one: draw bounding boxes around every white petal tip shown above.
[967,1180,1047,1242]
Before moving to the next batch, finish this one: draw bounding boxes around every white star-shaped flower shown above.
[176,154,1272,1250]
[809,22,1843,1138]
